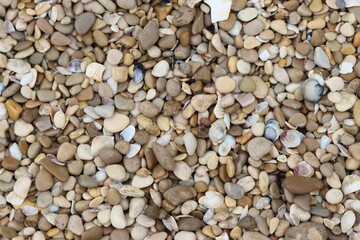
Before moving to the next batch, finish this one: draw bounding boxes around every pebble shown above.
[81,226,102,240]
[183,132,197,155]
[57,142,76,162]
[104,113,129,133]
[282,176,324,194]
[325,189,343,204]
[111,205,127,229]
[14,177,31,198]
[353,100,360,127]
[138,20,159,50]
[152,60,170,77]
[215,76,236,93]
[40,157,69,182]
[151,142,176,171]
[75,12,96,35]
[164,186,197,206]
[14,119,33,137]
[224,183,244,199]
[246,137,272,160]
[106,164,126,182]
[285,222,328,240]
[191,94,217,112]
[67,215,84,236]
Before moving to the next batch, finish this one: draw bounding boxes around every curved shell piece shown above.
[264,119,280,141]
[209,119,227,144]
[302,79,324,103]
[214,92,225,119]
[280,130,303,148]
[294,161,314,177]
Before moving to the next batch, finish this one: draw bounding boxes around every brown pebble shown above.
[282,175,324,194]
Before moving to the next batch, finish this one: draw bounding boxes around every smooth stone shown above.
[104,113,129,133]
[224,183,244,199]
[246,137,272,160]
[138,20,159,50]
[172,6,196,27]
[99,148,122,165]
[78,175,98,188]
[81,226,103,240]
[285,222,328,240]
[40,157,69,182]
[111,205,127,229]
[116,0,136,9]
[139,101,160,118]
[164,186,197,206]
[35,169,54,191]
[239,76,256,92]
[341,210,355,233]
[243,231,270,240]
[75,12,96,35]
[325,189,343,204]
[1,157,20,171]
[151,142,176,171]
[14,177,31,198]
[132,175,154,188]
[183,132,197,155]
[37,90,56,102]
[244,19,264,36]
[94,105,115,118]
[335,91,356,112]
[67,215,84,236]
[50,32,71,45]
[283,176,324,194]
[342,175,360,194]
[57,142,76,162]
[107,49,123,65]
[353,100,360,127]
[106,164,126,182]
[177,218,203,231]
[14,119,33,137]
[174,161,192,181]
[215,76,236,93]
[174,231,196,240]
[191,94,217,112]
[152,60,169,77]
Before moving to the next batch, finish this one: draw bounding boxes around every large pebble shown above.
[164,186,197,206]
[67,215,84,236]
[106,164,126,182]
[282,176,324,194]
[138,20,159,50]
[14,119,33,137]
[191,94,217,112]
[224,183,244,199]
[14,177,31,198]
[285,222,327,240]
[183,132,197,155]
[111,205,127,229]
[215,76,235,93]
[75,12,96,35]
[57,142,76,162]
[314,47,330,69]
[174,231,196,240]
[152,60,169,77]
[246,137,272,160]
[151,142,176,171]
[104,113,129,133]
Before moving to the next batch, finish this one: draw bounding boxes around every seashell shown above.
[109,181,122,190]
[6,191,24,206]
[209,119,227,144]
[91,136,114,155]
[339,61,353,74]
[20,69,37,86]
[240,205,248,220]
[159,28,175,35]
[338,144,351,158]
[102,97,115,105]
[328,115,340,133]
[214,92,225,118]
[85,62,106,81]
[342,175,360,195]
[56,66,72,75]
[294,161,314,177]
[162,216,178,232]
[44,213,57,225]
[302,79,324,103]
[9,209,14,221]
[10,143,22,160]
[343,119,355,126]
[0,83,4,94]
[245,114,259,128]
[4,20,15,34]
[224,113,230,129]
[119,185,145,197]
[218,142,231,156]
[215,233,229,240]
[224,135,236,148]
[264,119,280,141]
[203,208,214,223]
[126,143,141,158]
[255,197,271,209]
[187,0,202,8]
[133,62,145,84]
[120,125,135,142]
[157,134,171,146]
[199,191,224,209]
[67,59,83,72]
[280,130,303,148]
[182,82,191,95]
[22,206,38,216]
[150,189,162,207]
[320,135,331,149]
[277,204,286,218]
[104,13,121,25]
[255,101,269,115]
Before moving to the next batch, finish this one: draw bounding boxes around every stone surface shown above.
[283,176,324,194]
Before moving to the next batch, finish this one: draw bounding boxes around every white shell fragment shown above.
[120,125,136,142]
[280,130,303,148]
[204,0,232,23]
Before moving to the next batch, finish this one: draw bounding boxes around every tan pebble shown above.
[215,76,235,93]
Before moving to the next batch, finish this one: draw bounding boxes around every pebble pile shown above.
[1,0,360,239]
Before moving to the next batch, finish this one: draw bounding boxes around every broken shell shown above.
[342,175,360,195]
[91,136,114,155]
[255,197,271,209]
[255,101,269,115]
[214,92,225,119]
[320,135,331,149]
[264,119,280,141]
[126,143,141,158]
[199,191,224,209]
[120,125,136,142]
[204,0,232,23]
[85,62,106,81]
[280,130,303,148]
[134,62,145,84]
[218,142,231,156]
[209,119,227,144]
[302,79,324,103]
[4,20,15,34]
[22,206,39,216]
[203,208,214,223]
[294,161,314,177]
[67,59,83,73]
[245,114,259,128]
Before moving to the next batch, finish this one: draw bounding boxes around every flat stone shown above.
[57,142,76,162]
[106,164,126,182]
[224,183,244,199]
[81,226,103,240]
[50,32,71,45]
[243,231,270,240]
[37,90,56,102]
[139,101,160,118]
[75,12,96,35]
[35,168,54,191]
[215,76,236,93]
[164,185,197,206]
[172,6,196,27]
[246,137,272,160]
[285,222,328,240]
[67,215,84,236]
[40,157,69,182]
[151,142,176,171]
[244,19,264,36]
[2,157,20,171]
[283,176,324,194]
[111,205,127,229]
[78,175,98,188]
[99,148,122,165]
[14,119,33,137]
[116,0,136,9]
[138,20,159,50]
[191,94,217,112]
[152,60,169,77]
[177,217,203,231]
[183,132,197,155]
[104,113,129,133]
